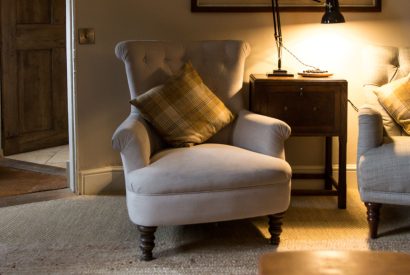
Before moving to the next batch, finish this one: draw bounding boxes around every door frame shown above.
[66,0,77,192]
[0,0,78,193]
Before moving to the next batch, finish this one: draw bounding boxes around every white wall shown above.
[74,0,410,187]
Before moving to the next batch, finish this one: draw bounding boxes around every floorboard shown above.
[0,158,66,176]
[0,188,76,208]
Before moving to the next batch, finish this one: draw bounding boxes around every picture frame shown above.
[191,0,382,12]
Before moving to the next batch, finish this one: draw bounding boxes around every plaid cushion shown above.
[374,73,410,135]
[130,62,234,147]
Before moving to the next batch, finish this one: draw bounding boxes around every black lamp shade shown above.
[321,0,345,24]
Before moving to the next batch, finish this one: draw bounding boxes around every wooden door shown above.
[1,0,68,156]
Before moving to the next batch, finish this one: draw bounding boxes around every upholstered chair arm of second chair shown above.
[232,110,291,159]
[357,105,385,158]
[112,113,152,173]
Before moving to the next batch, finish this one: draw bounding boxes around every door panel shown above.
[52,0,66,25]
[16,25,66,49]
[17,0,51,24]
[52,48,68,130]
[18,50,52,133]
[1,0,67,155]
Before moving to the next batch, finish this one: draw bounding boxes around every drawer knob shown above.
[284,106,288,111]
[313,106,318,111]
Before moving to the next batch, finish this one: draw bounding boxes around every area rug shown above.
[0,159,67,197]
[0,183,409,274]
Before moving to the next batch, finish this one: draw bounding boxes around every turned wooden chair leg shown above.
[137,225,157,261]
[268,212,285,245]
[365,202,382,239]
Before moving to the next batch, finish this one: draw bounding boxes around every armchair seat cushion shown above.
[125,143,292,226]
[127,143,291,195]
[358,137,410,204]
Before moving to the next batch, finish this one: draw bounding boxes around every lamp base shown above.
[267,69,294,77]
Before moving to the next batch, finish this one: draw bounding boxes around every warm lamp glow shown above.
[289,24,352,73]
[269,0,345,76]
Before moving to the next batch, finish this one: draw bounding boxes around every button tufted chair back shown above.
[362,45,410,136]
[362,45,410,86]
[115,40,251,145]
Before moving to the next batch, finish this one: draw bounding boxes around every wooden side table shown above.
[249,74,348,209]
[259,251,410,275]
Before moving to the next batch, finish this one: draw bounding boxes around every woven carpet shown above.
[1,183,410,274]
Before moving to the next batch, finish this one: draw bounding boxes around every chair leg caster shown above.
[365,202,382,239]
[268,212,285,245]
[137,225,157,261]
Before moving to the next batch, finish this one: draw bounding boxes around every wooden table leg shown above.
[338,136,347,209]
[325,136,333,190]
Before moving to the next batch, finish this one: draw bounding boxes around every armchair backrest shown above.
[115,40,251,144]
[362,45,410,86]
[362,45,410,136]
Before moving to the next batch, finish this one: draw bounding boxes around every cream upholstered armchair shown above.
[112,40,292,260]
[358,45,410,238]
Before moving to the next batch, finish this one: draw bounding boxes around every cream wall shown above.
[74,0,410,184]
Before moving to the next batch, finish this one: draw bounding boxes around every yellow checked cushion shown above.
[130,62,234,147]
[374,74,410,135]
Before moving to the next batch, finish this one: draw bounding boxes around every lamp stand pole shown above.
[268,0,293,77]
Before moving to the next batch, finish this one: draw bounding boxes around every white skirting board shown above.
[293,164,357,174]
[78,166,125,195]
[78,164,357,195]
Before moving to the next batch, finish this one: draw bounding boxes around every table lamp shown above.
[269,0,345,77]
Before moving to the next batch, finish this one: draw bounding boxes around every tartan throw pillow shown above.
[374,73,410,135]
[130,62,234,147]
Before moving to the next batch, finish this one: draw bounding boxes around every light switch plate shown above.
[78,28,95,44]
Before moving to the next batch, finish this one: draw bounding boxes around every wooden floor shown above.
[0,188,76,208]
[0,158,68,197]
[0,158,66,176]
[0,158,75,207]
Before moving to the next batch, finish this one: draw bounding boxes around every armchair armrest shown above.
[232,110,291,159]
[357,105,384,158]
[112,113,152,173]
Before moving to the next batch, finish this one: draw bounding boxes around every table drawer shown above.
[250,84,342,135]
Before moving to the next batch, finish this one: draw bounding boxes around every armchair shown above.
[358,45,410,238]
[113,40,292,260]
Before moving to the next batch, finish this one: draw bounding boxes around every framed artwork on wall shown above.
[191,0,382,12]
